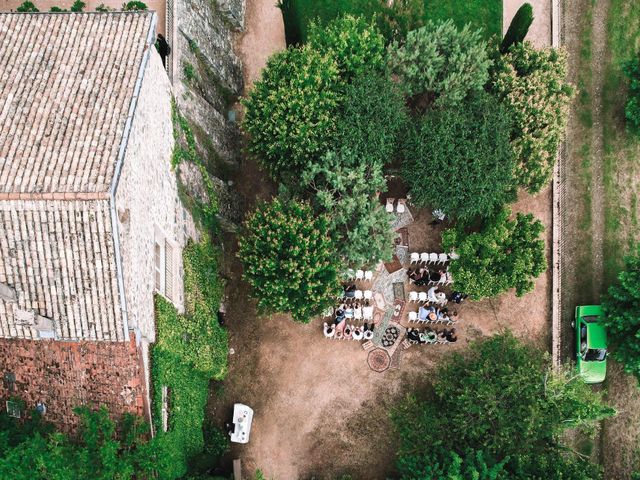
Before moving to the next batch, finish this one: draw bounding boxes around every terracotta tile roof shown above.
[0,12,154,196]
[0,199,124,341]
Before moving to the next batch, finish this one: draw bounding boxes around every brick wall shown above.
[0,334,146,433]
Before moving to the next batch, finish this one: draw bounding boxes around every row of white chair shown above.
[386,198,407,214]
[345,269,374,281]
[323,323,374,340]
[407,311,458,325]
[410,252,448,265]
[408,274,453,287]
[341,290,373,301]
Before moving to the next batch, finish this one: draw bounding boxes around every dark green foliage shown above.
[183,61,196,81]
[50,6,66,11]
[0,407,157,480]
[152,236,228,479]
[16,1,38,11]
[500,3,533,53]
[122,0,147,10]
[402,92,516,223]
[241,46,341,182]
[623,57,640,132]
[601,244,640,382]
[95,3,112,11]
[392,333,615,479]
[238,198,341,323]
[333,73,408,166]
[442,208,546,299]
[70,0,85,11]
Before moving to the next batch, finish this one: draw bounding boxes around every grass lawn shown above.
[279,0,501,45]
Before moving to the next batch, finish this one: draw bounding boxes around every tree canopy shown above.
[389,19,491,108]
[238,198,340,323]
[402,92,516,223]
[241,45,341,182]
[442,208,546,299]
[601,245,640,383]
[491,41,573,192]
[392,333,615,479]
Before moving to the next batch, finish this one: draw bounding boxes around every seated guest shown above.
[407,268,419,283]
[334,305,346,324]
[353,302,362,319]
[418,306,429,321]
[415,269,430,286]
[446,328,458,343]
[343,284,357,298]
[449,291,468,304]
[429,270,443,283]
[449,310,459,322]
[362,300,374,320]
[428,286,439,303]
[407,328,421,343]
[323,322,335,338]
[345,305,354,319]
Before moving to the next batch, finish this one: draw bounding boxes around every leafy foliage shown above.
[299,151,394,266]
[0,407,156,480]
[122,0,147,10]
[389,20,491,108]
[491,42,573,192]
[500,3,533,53]
[308,15,386,81]
[442,208,546,299]
[623,57,640,132]
[238,198,341,322]
[601,244,640,382]
[242,46,341,182]
[333,73,408,166]
[402,92,516,223]
[16,1,38,11]
[152,236,228,479]
[392,333,615,479]
[70,0,86,11]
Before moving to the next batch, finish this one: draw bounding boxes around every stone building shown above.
[0,12,187,428]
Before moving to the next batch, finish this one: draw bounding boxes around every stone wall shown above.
[0,334,146,433]
[115,48,188,344]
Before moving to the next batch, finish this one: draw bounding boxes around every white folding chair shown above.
[437,276,447,286]
[438,253,448,265]
[429,253,439,264]
[410,252,420,265]
[386,198,395,213]
[396,198,406,213]
[418,292,428,304]
[420,252,429,265]
[363,290,373,300]
[364,270,373,281]
[354,290,363,300]
[354,308,363,320]
[408,311,418,322]
[355,269,364,281]
[409,291,419,303]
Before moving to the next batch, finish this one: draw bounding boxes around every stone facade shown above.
[115,49,188,344]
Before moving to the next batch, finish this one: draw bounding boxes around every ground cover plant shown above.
[152,236,228,479]
[442,208,546,299]
[392,333,615,479]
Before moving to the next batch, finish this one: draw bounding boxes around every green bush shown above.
[402,92,516,223]
[601,244,640,382]
[50,6,66,11]
[491,42,574,192]
[70,0,85,11]
[16,1,38,11]
[122,0,147,10]
[388,19,491,108]
[500,2,533,53]
[238,198,341,323]
[623,57,640,132]
[442,208,546,299]
[307,15,386,81]
[392,333,615,479]
[152,235,228,479]
[241,46,341,182]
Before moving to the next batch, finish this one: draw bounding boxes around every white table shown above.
[230,403,254,444]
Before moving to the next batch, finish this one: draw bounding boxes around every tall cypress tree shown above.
[500,3,534,53]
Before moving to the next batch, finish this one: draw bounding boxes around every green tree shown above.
[333,73,408,166]
[623,57,640,132]
[491,42,573,192]
[500,3,534,53]
[601,245,640,382]
[388,19,491,108]
[299,151,394,267]
[402,92,516,223]
[16,1,38,11]
[442,208,546,299]
[308,15,386,82]
[241,46,341,182]
[392,333,615,479]
[238,198,340,322]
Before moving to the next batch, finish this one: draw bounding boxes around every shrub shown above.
[50,6,66,11]
[122,0,147,10]
[299,151,394,267]
[500,2,534,53]
[401,92,516,223]
[376,0,424,42]
[183,61,196,81]
[70,0,85,11]
[601,244,640,382]
[333,73,408,166]
[623,57,640,132]
[241,46,341,182]
[16,1,38,11]
[491,42,573,192]
[388,19,491,108]
[392,333,615,479]
[238,198,341,322]
[96,3,113,11]
[307,15,386,81]
[442,208,546,299]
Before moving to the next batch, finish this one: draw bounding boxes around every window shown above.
[6,400,21,418]
[154,242,163,292]
[154,227,178,303]
[165,241,174,301]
